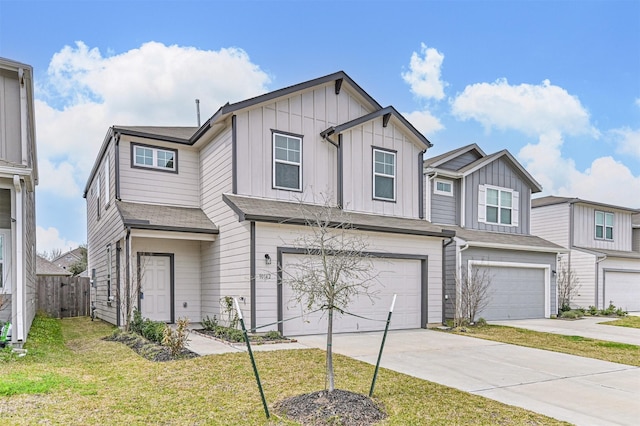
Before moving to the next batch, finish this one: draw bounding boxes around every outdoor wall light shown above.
[264,254,271,265]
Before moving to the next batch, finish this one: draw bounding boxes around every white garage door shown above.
[282,254,422,336]
[473,265,546,321]
[605,271,640,312]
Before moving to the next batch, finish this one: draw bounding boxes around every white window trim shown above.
[0,230,10,292]
[478,184,519,227]
[595,211,614,241]
[132,144,177,172]
[104,155,110,206]
[373,148,396,202]
[434,178,453,197]
[272,132,303,191]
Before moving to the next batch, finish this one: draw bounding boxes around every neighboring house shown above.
[84,71,455,335]
[424,144,564,321]
[0,57,39,346]
[52,247,85,274]
[36,255,72,277]
[531,196,640,312]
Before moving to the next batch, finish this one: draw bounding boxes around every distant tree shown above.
[68,245,87,276]
[283,196,379,392]
[38,248,63,261]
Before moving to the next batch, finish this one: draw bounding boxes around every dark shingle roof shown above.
[423,143,484,168]
[574,246,640,259]
[447,227,565,252]
[116,201,218,234]
[114,126,199,141]
[223,194,454,238]
[532,196,639,213]
[36,256,73,276]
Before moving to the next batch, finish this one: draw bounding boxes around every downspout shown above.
[596,253,607,309]
[320,129,341,207]
[425,172,438,222]
[124,227,131,327]
[418,151,425,219]
[455,240,470,322]
[114,133,121,201]
[442,237,455,323]
[115,240,122,327]
[13,175,24,342]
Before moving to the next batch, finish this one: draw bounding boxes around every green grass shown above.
[448,325,640,366]
[0,315,569,425]
[599,316,640,329]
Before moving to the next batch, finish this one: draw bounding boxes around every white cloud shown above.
[403,110,444,136]
[37,226,80,254]
[612,127,640,160]
[402,43,447,100]
[519,134,640,209]
[635,98,640,107]
[452,78,598,137]
[37,159,81,198]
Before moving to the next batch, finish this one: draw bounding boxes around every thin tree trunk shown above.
[326,307,335,392]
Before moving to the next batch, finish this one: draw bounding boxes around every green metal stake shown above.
[234,297,270,419]
[369,294,396,398]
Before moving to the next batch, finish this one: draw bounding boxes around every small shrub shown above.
[588,305,599,316]
[130,309,144,334]
[214,326,244,342]
[141,319,166,344]
[263,330,282,340]
[560,310,583,319]
[615,307,628,317]
[162,317,191,357]
[559,303,572,313]
[201,315,218,331]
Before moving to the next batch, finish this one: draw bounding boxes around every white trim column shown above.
[13,175,24,342]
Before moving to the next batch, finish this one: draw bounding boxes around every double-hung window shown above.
[273,132,302,191]
[132,143,177,172]
[595,211,614,240]
[373,148,396,201]
[479,185,518,226]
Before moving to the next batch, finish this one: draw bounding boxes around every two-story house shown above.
[85,71,454,335]
[531,197,640,312]
[0,57,39,346]
[424,144,564,321]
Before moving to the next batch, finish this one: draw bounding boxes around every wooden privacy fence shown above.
[36,276,91,318]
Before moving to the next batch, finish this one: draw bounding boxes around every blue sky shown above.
[1,0,638,253]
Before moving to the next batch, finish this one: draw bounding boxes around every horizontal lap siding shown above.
[119,138,200,207]
[87,142,125,325]
[255,222,444,328]
[0,72,21,163]
[23,188,36,333]
[530,204,570,248]
[568,249,596,309]
[200,129,250,322]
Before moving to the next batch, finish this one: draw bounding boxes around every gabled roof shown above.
[223,194,455,238]
[52,247,85,269]
[449,227,565,253]
[320,105,432,149]
[423,143,485,168]
[113,126,198,142]
[116,200,218,234]
[532,196,640,213]
[36,256,73,276]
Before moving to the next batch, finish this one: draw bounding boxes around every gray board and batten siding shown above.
[429,178,461,225]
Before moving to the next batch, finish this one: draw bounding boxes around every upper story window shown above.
[373,148,396,201]
[595,211,614,240]
[132,143,178,173]
[273,132,302,191]
[479,184,519,226]
[434,178,453,196]
[96,174,101,220]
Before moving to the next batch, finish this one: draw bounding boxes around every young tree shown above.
[556,259,580,313]
[455,266,492,326]
[68,245,87,276]
[283,197,379,392]
[116,253,147,331]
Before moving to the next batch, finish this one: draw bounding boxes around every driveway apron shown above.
[294,329,640,426]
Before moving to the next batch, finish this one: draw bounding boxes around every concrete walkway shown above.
[490,317,640,346]
[293,329,640,426]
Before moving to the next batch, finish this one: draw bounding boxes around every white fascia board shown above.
[130,229,216,241]
[467,240,568,254]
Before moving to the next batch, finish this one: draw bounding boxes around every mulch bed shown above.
[274,389,386,426]
[104,332,199,362]
[193,328,297,345]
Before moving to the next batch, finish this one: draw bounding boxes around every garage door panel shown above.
[475,266,545,321]
[282,255,421,335]
[605,271,640,312]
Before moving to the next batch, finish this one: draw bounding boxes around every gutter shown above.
[595,253,608,309]
[13,176,24,343]
[442,237,455,323]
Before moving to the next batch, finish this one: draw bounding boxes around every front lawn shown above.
[599,316,640,329]
[0,315,569,425]
[447,325,640,366]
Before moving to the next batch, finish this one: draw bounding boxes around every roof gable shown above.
[424,143,485,169]
[532,196,640,213]
[460,150,542,193]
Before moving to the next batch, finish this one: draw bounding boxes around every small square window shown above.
[434,179,453,196]
[132,144,178,172]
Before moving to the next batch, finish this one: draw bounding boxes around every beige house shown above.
[531,197,640,312]
[84,71,454,334]
[0,57,39,346]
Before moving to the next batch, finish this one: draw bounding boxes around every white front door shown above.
[140,255,172,322]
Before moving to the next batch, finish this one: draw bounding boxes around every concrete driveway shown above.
[490,317,640,346]
[294,329,640,426]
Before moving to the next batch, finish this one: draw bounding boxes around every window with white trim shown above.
[478,185,519,226]
[96,174,101,219]
[373,148,396,201]
[434,178,453,196]
[132,144,177,172]
[273,132,302,191]
[595,211,614,240]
